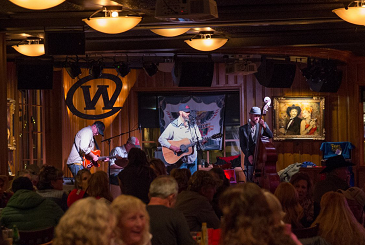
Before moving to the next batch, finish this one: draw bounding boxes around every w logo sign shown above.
[66,73,123,119]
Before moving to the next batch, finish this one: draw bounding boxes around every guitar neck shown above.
[98,156,116,161]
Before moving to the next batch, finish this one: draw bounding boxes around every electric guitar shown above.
[82,150,117,169]
[162,133,222,164]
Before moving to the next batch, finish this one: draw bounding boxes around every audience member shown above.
[338,187,365,225]
[219,183,299,245]
[37,165,68,211]
[85,171,113,202]
[149,158,167,176]
[118,148,156,204]
[209,168,230,219]
[170,168,191,193]
[312,191,365,245]
[275,182,304,229]
[111,195,152,245]
[0,175,12,208]
[67,168,91,207]
[147,176,196,245]
[175,170,220,231]
[313,155,353,217]
[290,172,314,227]
[1,177,64,230]
[53,197,116,245]
[16,169,39,189]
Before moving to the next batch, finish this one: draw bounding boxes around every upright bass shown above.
[252,97,279,193]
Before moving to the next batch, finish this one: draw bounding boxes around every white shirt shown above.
[158,117,202,164]
[109,145,128,175]
[67,126,95,165]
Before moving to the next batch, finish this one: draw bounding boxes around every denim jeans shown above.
[180,160,197,175]
[67,163,84,178]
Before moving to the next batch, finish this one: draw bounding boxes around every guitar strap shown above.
[93,137,100,150]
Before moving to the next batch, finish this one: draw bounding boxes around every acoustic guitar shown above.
[162,133,222,164]
[82,150,117,169]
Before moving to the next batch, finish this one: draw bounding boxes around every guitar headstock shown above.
[262,97,271,116]
[211,133,223,139]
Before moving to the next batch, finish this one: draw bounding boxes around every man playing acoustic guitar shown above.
[159,104,203,174]
[67,121,108,178]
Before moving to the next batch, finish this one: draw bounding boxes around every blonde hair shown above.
[312,192,365,245]
[111,195,150,245]
[274,182,304,228]
[54,197,116,245]
[263,191,285,225]
[86,171,113,202]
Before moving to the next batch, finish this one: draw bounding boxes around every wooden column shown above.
[0,33,8,175]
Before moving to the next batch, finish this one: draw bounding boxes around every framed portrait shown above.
[273,97,325,140]
[7,98,16,150]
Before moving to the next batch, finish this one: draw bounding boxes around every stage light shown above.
[143,62,158,76]
[65,61,81,79]
[114,61,130,77]
[89,60,103,79]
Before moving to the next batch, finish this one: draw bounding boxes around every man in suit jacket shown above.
[239,107,273,182]
[285,105,301,135]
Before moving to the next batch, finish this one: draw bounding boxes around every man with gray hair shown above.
[147,176,196,245]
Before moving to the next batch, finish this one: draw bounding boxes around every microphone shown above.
[139,124,142,135]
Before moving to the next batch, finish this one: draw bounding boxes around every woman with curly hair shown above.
[86,171,113,202]
[312,191,365,245]
[289,172,314,227]
[219,183,299,245]
[53,197,116,245]
[274,182,304,229]
[111,195,152,245]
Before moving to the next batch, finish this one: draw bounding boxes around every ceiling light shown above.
[83,6,142,34]
[333,1,365,25]
[184,31,228,51]
[8,0,65,10]
[114,61,130,77]
[12,38,45,57]
[143,62,158,76]
[151,28,190,37]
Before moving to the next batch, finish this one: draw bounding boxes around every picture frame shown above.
[273,97,325,140]
[7,98,16,150]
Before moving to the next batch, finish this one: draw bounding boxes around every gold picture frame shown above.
[7,98,16,150]
[273,97,325,140]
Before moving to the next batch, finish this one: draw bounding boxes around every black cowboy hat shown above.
[286,104,301,117]
[320,155,355,174]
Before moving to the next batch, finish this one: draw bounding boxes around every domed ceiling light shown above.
[8,0,65,10]
[151,28,190,37]
[12,37,45,57]
[83,6,142,34]
[333,1,365,25]
[184,31,228,51]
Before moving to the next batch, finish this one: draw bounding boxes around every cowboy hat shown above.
[320,155,354,174]
[286,104,301,117]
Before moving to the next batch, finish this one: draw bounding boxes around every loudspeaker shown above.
[17,59,54,90]
[173,61,214,87]
[255,59,296,88]
[45,31,85,55]
[308,69,342,92]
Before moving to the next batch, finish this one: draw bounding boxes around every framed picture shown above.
[7,98,16,150]
[273,97,325,140]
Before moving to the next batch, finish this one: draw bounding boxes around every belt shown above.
[70,162,82,166]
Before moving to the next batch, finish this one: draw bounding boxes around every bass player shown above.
[158,104,202,174]
[67,121,109,178]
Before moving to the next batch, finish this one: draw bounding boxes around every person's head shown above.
[286,105,301,119]
[127,148,149,167]
[320,155,354,182]
[178,103,191,120]
[313,191,365,245]
[274,182,303,228]
[92,121,105,136]
[74,168,91,190]
[249,106,261,125]
[149,158,167,176]
[289,172,313,201]
[338,187,365,224]
[37,165,64,190]
[111,195,150,245]
[170,168,191,193]
[188,170,217,201]
[11,177,33,193]
[149,176,178,207]
[0,176,8,195]
[209,167,230,187]
[263,190,286,225]
[54,197,116,245]
[125,137,141,153]
[86,171,113,202]
[301,105,313,119]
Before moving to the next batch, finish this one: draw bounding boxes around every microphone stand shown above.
[188,116,204,169]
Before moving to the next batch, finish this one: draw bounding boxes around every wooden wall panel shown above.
[0,34,7,175]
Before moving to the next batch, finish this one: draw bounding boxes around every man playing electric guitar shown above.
[158,104,203,174]
[67,121,109,178]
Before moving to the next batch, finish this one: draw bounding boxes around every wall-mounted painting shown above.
[273,97,325,140]
[7,98,16,150]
